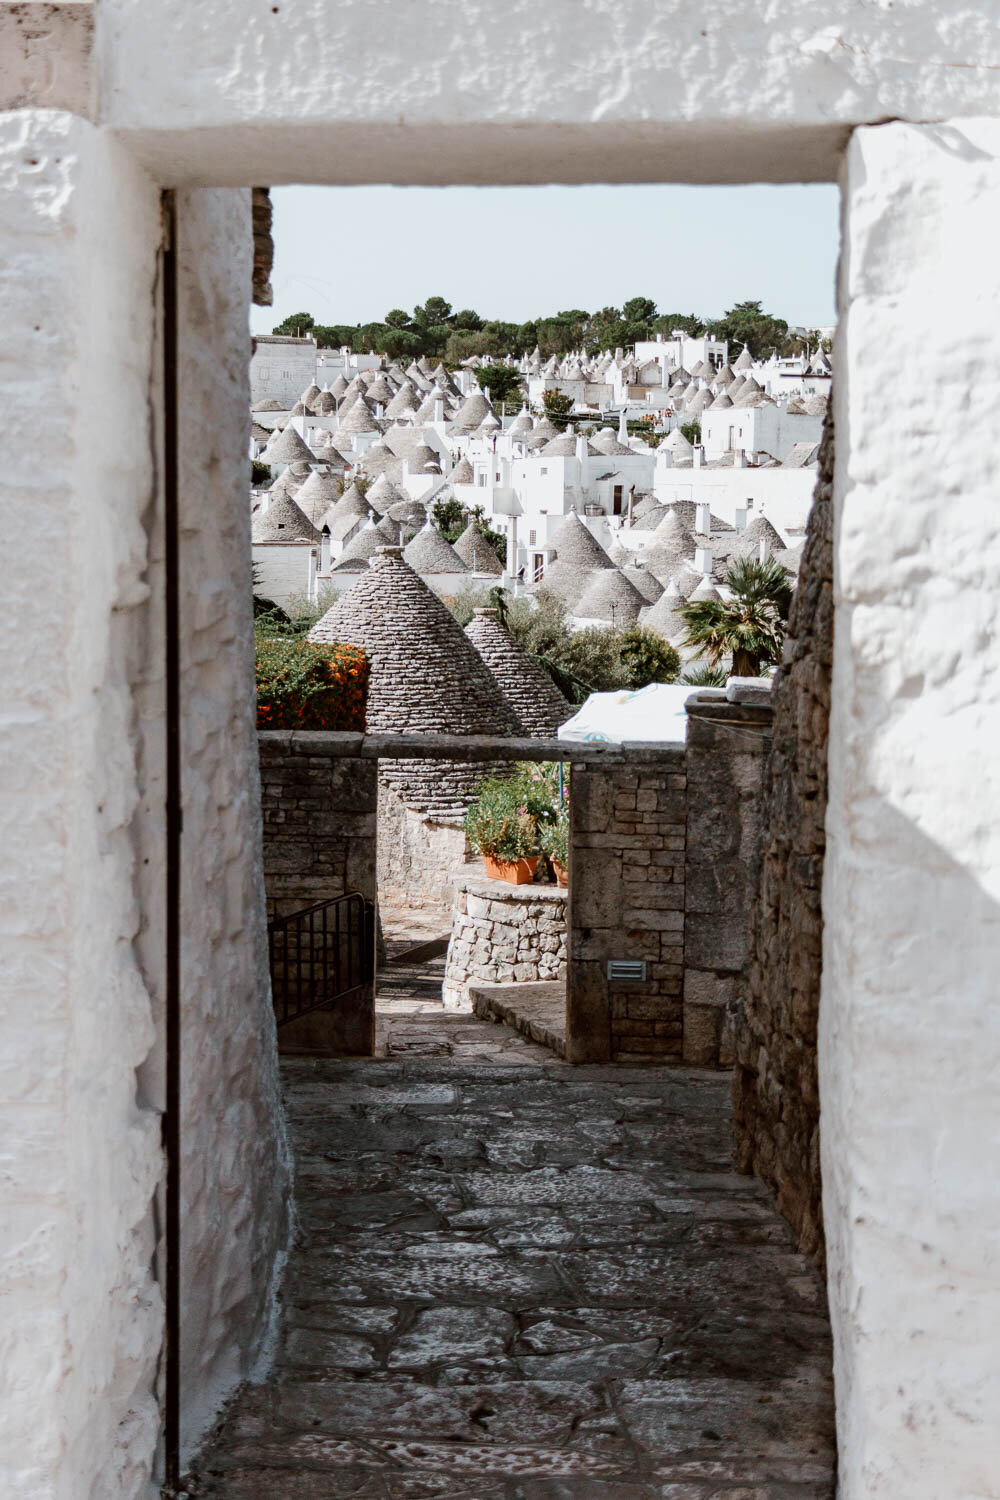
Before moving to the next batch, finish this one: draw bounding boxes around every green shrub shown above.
[463,776,537,860]
[255,626,368,730]
[538,810,569,866]
[618,627,681,688]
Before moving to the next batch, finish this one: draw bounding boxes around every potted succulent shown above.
[540,810,569,886]
[464,775,540,884]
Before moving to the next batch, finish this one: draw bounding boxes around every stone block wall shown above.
[377,781,470,913]
[443,874,567,1010]
[567,753,687,1064]
[258,735,377,1055]
[683,695,774,1068]
[733,415,833,1259]
[259,738,377,919]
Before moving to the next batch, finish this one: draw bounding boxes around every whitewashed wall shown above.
[824,119,1000,1499]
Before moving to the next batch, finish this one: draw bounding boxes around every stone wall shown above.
[683,693,774,1068]
[732,417,832,1260]
[443,874,567,1009]
[567,752,687,1064]
[377,781,470,913]
[258,734,377,1055]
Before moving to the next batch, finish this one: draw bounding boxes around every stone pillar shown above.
[567,750,687,1064]
[682,691,773,1066]
[258,736,377,1054]
[823,120,1000,1500]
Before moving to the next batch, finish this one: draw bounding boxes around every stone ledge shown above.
[454,869,568,903]
[258,730,688,767]
[470,980,567,1058]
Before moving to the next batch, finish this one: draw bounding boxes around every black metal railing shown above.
[268,892,375,1026]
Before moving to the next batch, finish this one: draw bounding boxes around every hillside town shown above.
[250,326,830,624]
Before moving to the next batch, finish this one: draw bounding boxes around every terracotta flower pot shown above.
[551,858,569,888]
[483,854,538,885]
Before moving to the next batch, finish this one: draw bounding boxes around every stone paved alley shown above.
[193,1007,835,1497]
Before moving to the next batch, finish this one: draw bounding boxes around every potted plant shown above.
[464,775,540,884]
[540,811,569,886]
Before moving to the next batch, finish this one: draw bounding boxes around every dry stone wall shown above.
[732,414,833,1259]
[443,874,567,1009]
[567,753,687,1063]
[376,782,469,913]
[683,695,774,1067]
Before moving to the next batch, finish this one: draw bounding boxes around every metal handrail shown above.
[268,891,375,1027]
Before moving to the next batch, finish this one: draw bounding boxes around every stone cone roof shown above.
[366,374,395,405]
[450,455,475,484]
[590,428,634,457]
[714,363,736,387]
[308,550,518,812]
[409,443,442,473]
[333,518,387,570]
[709,391,734,410]
[643,579,688,640]
[734,347,754,370]
[734,515,785,558]
[507,407,533,436]
[453,520,504,575]
[451,389,493,430]
[687,387,714,415]
[464,608,570,737]
[366,473,406,513]
[332,482,373,520]
[622,563,663,604]
[330,374,349,397]
[252,491,322,544]
[337,395,380,434]
[384,380,420,417]
[644,510,697,583]
[293,469,343,528]
[548,510,615,570]
[252,397,286,412]
[734,377,764,407]
[403,523,468,574]
[263,423,316,465]
[313,390,337,414]
[573,567,645,625]
[660,429,694,460]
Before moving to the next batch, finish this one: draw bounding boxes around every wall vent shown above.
[607,959,647,982]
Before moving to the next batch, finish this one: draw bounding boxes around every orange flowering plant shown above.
[254,624,368,731]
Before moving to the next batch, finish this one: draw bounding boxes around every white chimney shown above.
[694,445,705,468]
[695,546,713,576]
[696,502,711,534]
[618,408,629,442]
[735,447,747,468]
[759,538,770,563]
[734,507,747,532]
[434,398,444,424]
[320,531,331,572]
[307,547,318,601]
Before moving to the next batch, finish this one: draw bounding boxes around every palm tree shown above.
[679,555,793,678]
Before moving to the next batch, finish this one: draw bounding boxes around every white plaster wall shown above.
[97,0,1000,185]
[0,111,164,1500]
[824,119,1000,1499]
[652,465,818,532]
[173,186,292,1463]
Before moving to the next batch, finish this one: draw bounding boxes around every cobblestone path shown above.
[193,1030,835,1498]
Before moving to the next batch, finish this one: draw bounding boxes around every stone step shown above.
[470,979,567,1058]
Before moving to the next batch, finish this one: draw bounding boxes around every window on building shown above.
[613,484,623,515]
[532,553,545,583]
[540,467,548,475]
[495,472,501,482]
[478,473,487,486]
[529,529,536,545]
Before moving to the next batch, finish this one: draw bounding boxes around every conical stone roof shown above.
[548,510,614,571]
[293,468,343,528]
[451,389,493,430]
[734,515,785,558]
[453,519,504,575]
[384,380,420,417]
[622,562,664,604]
[573,567,645,625]
[366,473,407,514]
[590,428,634,457]
[262,423,316,465]
[687,576,722,603]
[644,509,697,583]
[308,550,518,811]
[450,455,475,485]
[252,491,322,544]
[333,518,387,570]
[403,522,468,575]
[465,608,570,737]
[337,396,380,434]
[734,347,754,370]
[643,579,688,640]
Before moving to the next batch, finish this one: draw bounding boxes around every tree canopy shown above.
[271,296,814,363]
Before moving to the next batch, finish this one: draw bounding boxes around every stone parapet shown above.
[443,872,567,1011]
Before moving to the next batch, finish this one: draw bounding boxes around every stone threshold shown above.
[470,979,567,1058]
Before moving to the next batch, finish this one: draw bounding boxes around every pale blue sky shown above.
[252,183,840,335]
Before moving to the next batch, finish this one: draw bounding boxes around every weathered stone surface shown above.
[192,1029,833,1495]
[444,873,567,1010]
[733,412,833,1260]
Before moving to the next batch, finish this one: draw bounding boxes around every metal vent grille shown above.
[607,959,647,982]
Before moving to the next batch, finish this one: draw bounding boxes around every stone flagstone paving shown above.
[191,1018,835,1498]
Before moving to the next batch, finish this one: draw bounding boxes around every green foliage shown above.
[251,459,271,486]
[653,312,706,338]
[680,420,701,446]
[538,809,569,866]
[705,300,789,361]
[272,311,314,336]
[474,364,524,410]
[541,390,575,430]
[618,627,681,688]
[254,625,368,730]
[431,498,506,564]
[464,763,566,862]
[384,307,411,328]
[679,554,794,678]
[680,664,728,688]
[444,583,497,628]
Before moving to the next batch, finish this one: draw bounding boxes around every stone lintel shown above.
[258,730,688,767]
[0,2,94,117]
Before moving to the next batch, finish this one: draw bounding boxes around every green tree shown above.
[541,390,575,430]
[431,495,467,540]
[680,420,701,446]
[384,308,411,328]
[653,312,705,339]
[622,296,658,325]
[452,307,483,330]
[475,365,524,410]
[679,555,794,678]
[272,311,315,336]
[706,300,789,361]
[618,627,680,687]
[414,295,452,327]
